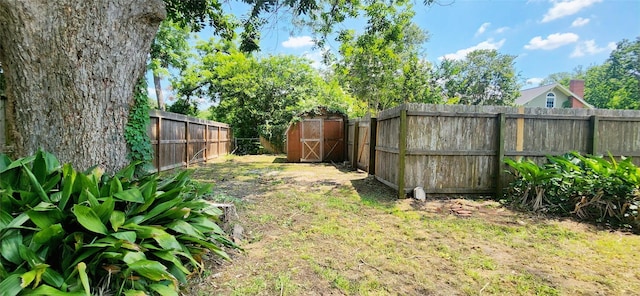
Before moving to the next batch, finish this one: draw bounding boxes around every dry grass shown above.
[184,155,640,296]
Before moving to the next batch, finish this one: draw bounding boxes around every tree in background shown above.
[173,40,357,150]
[437,49,519,105]
[585,37,640,110]
[538,66,586,87]
[333,2,437,111]
[149,20,192,110]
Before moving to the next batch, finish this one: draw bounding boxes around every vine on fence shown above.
[125,78,154,170]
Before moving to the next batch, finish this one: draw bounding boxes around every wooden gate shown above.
[356,120,370,171]
[300,119,322,162]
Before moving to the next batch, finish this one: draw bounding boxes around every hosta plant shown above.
[505,152,640,231]
[0,150,237,295]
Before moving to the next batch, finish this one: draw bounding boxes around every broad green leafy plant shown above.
[505,152,640,231]
[0,150,236,295]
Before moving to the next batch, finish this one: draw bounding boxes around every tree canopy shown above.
[172,39,358,149]
[436,49,520,105]
[333,2,439,111]
[538,66,586,88]
[585,37,640,109]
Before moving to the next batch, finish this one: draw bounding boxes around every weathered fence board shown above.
[149,110,231,172]
[371,103,640,197]
[347,114,378,173]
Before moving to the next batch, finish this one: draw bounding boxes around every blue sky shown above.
[253,0,640,87]
[153,0,640,106]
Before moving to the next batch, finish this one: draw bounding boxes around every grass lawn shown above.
[184,155,640,296]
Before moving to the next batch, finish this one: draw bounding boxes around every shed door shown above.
[300,119,322,162]
[323,118,344,162]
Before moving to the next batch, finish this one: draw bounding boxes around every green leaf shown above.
[59,164,77,210]
[93,197,115,224]
[33,224,64,245]
[77,262,91,296]
[0,210,13,229]
[131,180,158,215]
[21,164,50,203]
[115,163,137,181]
[123,251,147,265]
[123,290,147,296]
[110,210,126,231]
[79,189,100,212]
[167,220,205,240]
[109,177,123,195]
[1,231,23,264]
[40,268,64,289]
[0,153,12,171]
[0,273,23,296]
[149,283,179,296]
[152,251,191,276]
[0,155,35,174]
[111,231,137,243]
[72,205,108,235]
[74,173,99,203]
[124,225,181,250]
[21,269,37,288]
[114,188,145,203]
[140,197,181,223]
[127,260,176,282]
[27,202,63,229]
[20,264,48,289]
[180,236,230,261]
[22,285,86,296]
[31,150,60,183]
[19,244,45,267]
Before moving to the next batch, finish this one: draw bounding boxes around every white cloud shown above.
[302,49,326,69]
[495,27,509,34]
[282,36,314,48]
[570,40,616,57]
[524,33,579,50]
[439,39,506,61]
[542,0,602,23]
[571,17,590,27]
[526,77,544,85]
[475,22,491,36]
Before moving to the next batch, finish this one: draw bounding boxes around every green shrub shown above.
[505,152,640,230]
[0,150,237,295]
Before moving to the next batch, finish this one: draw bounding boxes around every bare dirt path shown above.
[184,155,640,296]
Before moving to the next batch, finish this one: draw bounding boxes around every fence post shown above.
[589,115,599,155]
[515,107,525,161]
[351,120,360,170]
[185,120,190,167]
[156,114,162,172]
[495,113,506,198]
[397,106,407,199]
[217,126,221,157]
[368,117,377,175]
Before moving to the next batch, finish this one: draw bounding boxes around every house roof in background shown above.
[516,83,593,108]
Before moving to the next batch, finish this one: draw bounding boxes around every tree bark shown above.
[0,1,165,173]
[153,72,165,110]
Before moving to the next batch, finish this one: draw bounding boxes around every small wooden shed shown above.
[286,108,346,163]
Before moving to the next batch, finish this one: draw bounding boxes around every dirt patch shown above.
[184,155,640,296]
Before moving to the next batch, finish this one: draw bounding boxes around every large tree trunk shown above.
[0,1,165,173]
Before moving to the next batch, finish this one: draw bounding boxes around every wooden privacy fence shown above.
[347,114,377,173]
[362,103,640,199]
[148,110,231,172]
